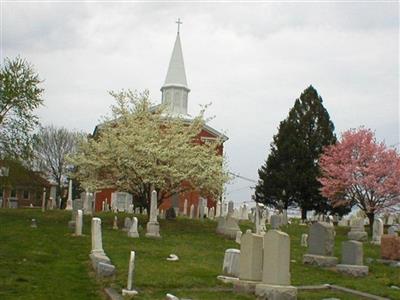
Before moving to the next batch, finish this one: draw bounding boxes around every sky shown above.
[2,1,399,206]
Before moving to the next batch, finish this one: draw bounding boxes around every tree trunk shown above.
[301,208,307,220]
[366,212,375,235]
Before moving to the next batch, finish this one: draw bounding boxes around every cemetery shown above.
[1,206,400,300]
[1,3,399,300]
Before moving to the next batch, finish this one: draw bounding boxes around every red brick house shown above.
[0,160,51,208]
[94,30,228,213]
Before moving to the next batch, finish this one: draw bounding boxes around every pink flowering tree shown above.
[319,128,400,230]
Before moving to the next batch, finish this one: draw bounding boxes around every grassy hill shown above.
[0,209,399,300]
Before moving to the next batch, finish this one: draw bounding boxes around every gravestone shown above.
[65,179,73,210]
[122,251,138,296]
[372,218,384,244]
[303,222,338,267]
[255,230,297,300]
[388,226,398,236]
[75,209,83,236]
[381,235,400,261]
[348,218,367,241]
[183,199,188,216]
[209,207,215,219]
[113,216,118,230]
[123,217,132,232]
[239,230,263,281]
[89,217,115,278]
[235,231,242,244]
[128,217,139,238]
[222,248,240,277]
[145,190,160,238]
[301,234,308,247]
[189,204,194,219]
[91,218,105,256]
[30,218,37,228]
[270,214,282,230]
[337,241,368,277]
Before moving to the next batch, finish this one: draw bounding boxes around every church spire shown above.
[161,19,190,116]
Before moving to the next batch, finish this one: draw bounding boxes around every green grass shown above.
[0,209,399,300]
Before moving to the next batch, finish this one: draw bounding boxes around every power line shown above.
[228,171,257,183]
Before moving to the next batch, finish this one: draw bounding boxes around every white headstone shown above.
[122,251,138,296]
[113,216,118,230]
[65,179,73,210]
[222,248,240,277]
[239,229,263,281]
[372,218,383,244]
[145,190,160,238]
[75,209,83,236]
[262,230,291,285]
[91,217,105,255]
[128,217,139,238]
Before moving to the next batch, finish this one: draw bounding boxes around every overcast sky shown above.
[2,1,399,205]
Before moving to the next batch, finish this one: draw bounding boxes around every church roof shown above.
[162,33,189,90]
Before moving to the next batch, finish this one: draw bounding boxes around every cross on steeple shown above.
[176,18,182,34]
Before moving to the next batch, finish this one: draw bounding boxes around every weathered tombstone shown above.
[145,190,160,238]
[270,214,282,230]
[388,226,398,236]
[371,218,384,245]
[260,209,268,233]
[123,217,132,232]
[166,207,176,219]
[65,179,73,210]
[128,217,139,238]
[209,207,215,220]
[222,248,240,277]
[303,222,338,267]
[348,217,367,241]
[301,233,308,247]
[68,210,76,229]
[122,251,138,296]
[282,209,288,225]
[127,204,134,214]
[235,231,242,244]
[387,214,394,225]
[189,204,195,219]
[337,241,368,277]
[381,235,400,261]
[239,230,263,281]
[221,215,240,239]
[183,199,188,216]
[91,218,105,256]
[216,201,221,217]
[30,218,37,228]
[255,230,297,300]
[113,216,118,230]
[75,209,83,236]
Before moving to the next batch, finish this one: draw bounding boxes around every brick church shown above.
[94,25,228,213]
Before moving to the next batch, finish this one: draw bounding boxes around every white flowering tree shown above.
[69,90,229,210]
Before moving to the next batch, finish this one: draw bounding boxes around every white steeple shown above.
[161,19,190,116]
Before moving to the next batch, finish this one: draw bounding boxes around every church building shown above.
[94,23,228,213]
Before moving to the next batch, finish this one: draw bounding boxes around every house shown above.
[93,26,228,213]
[0,160,52,208]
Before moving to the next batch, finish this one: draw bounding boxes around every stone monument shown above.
[255,230,297,300]
[336,240,368,277]
[303,222,338,267]
[145,190,160,238]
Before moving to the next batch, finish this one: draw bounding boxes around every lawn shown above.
[0,209,399,300]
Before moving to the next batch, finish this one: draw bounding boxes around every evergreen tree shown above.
[254,86,346,219]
